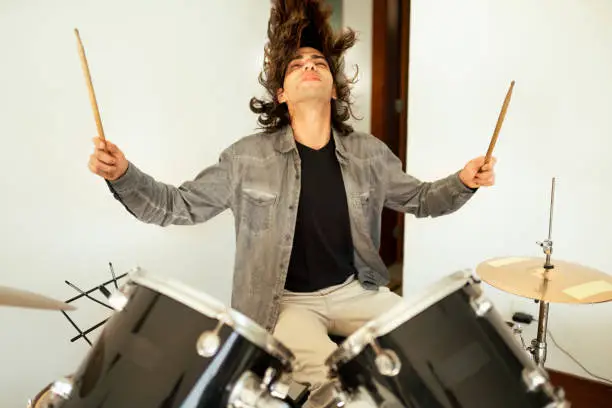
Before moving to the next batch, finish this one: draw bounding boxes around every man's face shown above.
[277,47,336,106]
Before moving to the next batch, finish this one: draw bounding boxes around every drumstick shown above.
[74,28,105,141]
[484,80,515,165]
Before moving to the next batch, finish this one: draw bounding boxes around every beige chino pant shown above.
[273,276,403,408]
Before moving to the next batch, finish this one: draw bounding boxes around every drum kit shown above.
[0,179,606,407]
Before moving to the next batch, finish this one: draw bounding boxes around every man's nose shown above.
[303,60,316,70]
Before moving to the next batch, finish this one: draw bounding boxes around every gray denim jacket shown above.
[107,126,476,331]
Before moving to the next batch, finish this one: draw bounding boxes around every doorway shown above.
[371,0,410,294]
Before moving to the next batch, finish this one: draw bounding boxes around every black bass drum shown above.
[37,267,295,408]
[325,270,570,408]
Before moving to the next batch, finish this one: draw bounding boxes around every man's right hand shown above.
[88,137,129,181]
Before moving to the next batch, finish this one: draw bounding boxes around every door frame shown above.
[370,0,410,270]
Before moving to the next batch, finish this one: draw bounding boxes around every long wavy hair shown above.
[249,0,359,136]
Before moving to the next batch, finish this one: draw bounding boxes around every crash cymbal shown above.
[476,257,612,304]
[0,286,76,311]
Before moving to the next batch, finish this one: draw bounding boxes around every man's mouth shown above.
[302,73,320,81]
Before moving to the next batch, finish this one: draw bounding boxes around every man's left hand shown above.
[459,156,496,189]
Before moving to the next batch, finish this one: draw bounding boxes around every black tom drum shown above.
[326,270,570,408]
[37,267,294,408]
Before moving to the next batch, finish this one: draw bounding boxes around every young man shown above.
[88,1,496,407]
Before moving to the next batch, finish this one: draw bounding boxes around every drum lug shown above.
[106,282,135,311]
[196,319,226,358]
[261,367,277,389]
[228,371,290,408]
[268,371,290,400]
[45,376,74,403]
[108,291,129,311]
[470,294,492,317]
[369,338,401,377]
[521,368,547,392]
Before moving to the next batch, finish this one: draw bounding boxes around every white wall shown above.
[0,1,272,405]
[405,0,612,384]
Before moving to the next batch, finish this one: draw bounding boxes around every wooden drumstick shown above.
[485,80,515,164]
[74,28,105,141]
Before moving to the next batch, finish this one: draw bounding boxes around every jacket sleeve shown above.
[106,146,234,226]
[383,145,476,218]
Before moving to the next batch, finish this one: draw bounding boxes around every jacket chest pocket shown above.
[240,188,277,234]
[351,190,371,215]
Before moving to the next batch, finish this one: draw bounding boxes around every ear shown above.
[277,88,287,104]
[331,86,338,100]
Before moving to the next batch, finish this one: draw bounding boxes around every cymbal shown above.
[0,285,76,311]
[476,257,612,304]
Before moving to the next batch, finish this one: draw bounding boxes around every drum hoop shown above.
[128,267,295,368]
[326,269,476,367]
[28,384,52,408]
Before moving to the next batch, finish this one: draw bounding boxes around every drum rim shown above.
[326,269,475,368]
[127,267,295,368]
[28,384,52,408]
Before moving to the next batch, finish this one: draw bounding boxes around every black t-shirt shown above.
[284,137,357,292]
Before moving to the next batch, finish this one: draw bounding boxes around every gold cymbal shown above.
[0,286,76,311]
[476,257,612,304]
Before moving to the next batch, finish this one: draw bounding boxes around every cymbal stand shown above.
[529,177,556,367]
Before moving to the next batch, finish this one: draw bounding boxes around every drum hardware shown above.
[197,316,230,357]
[98,285,130,311]
[469,293,493,316]
[369,337,401,377]
[477,177,612,369]
[262,367,278,388]
[265,368,294,401]
[227,371,291,408]
[33,268,296,407]
[529,177,557,368]
[329,380,378,408]
[27,376,74,408]
[26,387,49,408]
[325,271,571,407]
[50,377,74,400]
[269,380,290,401]
[30,376,75,407]
[521,368,548,392]
[506,320,529,350]
[97,265,134,311]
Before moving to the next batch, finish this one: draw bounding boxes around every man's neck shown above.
[289,102,332,150]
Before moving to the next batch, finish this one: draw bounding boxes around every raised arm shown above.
[382,145,494,218]
[89,137,234,226]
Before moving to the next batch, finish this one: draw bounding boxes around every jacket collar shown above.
[273,125,349,163]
